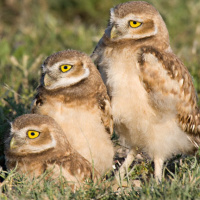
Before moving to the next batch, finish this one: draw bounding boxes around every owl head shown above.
[41,50,98,90]
[4,114,69,157]
[106,1,169,46]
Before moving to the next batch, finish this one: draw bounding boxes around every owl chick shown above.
[91,1,200,182]
[31,50,114,176]
[4,114,99,189]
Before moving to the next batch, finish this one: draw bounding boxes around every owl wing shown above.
[138,46,200,135]
[91,37,103,59]
[46,151,100,184]
[31,86,44,113]
[96,91,113,136]
[91,39,113,135]
[91,37,105,69]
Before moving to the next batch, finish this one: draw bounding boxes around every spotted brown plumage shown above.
[91,1,200,182]
[138,46,200,135]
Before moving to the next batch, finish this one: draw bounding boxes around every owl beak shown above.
[44,74,51,87]
[110,26,118,39]
[10,137,18,149]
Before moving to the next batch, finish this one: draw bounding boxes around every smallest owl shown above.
[4,114,99,189]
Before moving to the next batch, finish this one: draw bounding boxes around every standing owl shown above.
[31,50,114,176]
[4,114,99,189]
[91,1,200,182]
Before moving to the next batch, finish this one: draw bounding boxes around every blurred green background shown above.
[0,0,200,159]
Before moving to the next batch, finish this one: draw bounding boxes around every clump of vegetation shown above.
[1,155,200,199]
[0,0,200,198]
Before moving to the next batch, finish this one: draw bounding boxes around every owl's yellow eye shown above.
[27,130,40,139]
[60,64,72,72]
[129,20,142,28]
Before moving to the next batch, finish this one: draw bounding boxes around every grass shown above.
[0,0,200,199]
[1,155,200,199]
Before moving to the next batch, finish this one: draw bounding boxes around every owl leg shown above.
[115,148,136,184]
[154,157,164,183]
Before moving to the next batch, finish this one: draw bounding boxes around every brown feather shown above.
[91,1,200,181]
[4,114,100,189]
[31,50,114,175]
[138,46,200,136]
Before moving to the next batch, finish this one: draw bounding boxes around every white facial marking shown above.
[11,126,57,153]
[111,13,157,40]
[127,25,157,39]
[45,60,90,90]
[27,136,56,153]
[121,14,144,23]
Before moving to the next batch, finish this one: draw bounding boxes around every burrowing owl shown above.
[31,50,114,176]
[4,114,99,189]
[91,1,200,181]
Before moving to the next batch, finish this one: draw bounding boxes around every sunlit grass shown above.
[1,154,200,199]
[0,0,200,198]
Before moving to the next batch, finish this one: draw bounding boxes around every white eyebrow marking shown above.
[45,62,90,90]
